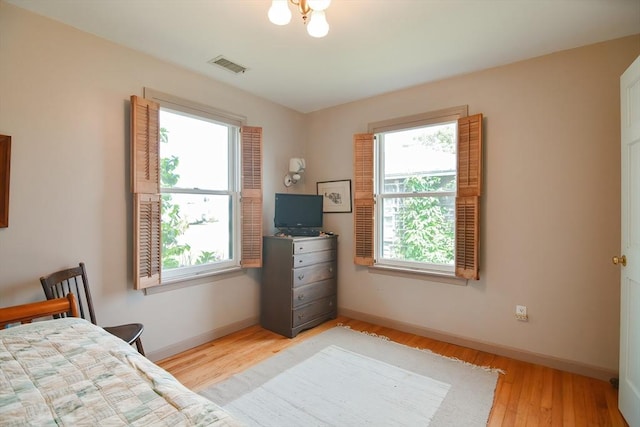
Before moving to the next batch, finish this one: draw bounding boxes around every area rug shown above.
[200,326,500,426]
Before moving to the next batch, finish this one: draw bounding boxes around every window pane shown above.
[381,195,455,265]
[161,193,231,270]
[383,123,456,193]
[160,109,229,190]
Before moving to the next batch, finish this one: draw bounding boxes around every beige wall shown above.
[1,0,639,373]
[0,2,307,358]
[306,35,640,374]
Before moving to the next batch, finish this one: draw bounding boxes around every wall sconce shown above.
[284,158,306,187]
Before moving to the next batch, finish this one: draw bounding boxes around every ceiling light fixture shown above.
[268,0,331,38]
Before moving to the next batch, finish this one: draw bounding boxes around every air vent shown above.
[208,56,248,74]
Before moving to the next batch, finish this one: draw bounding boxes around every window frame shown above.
[131,89,262,290]
[354,105,482,281]
[156,105,241,281]
[370,106,467,276]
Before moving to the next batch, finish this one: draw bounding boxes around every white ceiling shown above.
[6,0,640,113]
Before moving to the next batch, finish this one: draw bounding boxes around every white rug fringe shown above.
[336,322,505,375]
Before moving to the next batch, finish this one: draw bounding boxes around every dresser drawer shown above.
[292,295,336,328]
[292,279,336,308]
[293,249,336,268]
[292,261,336,287]
[293,238,336,254]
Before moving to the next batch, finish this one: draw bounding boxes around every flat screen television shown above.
[274,193,323,229]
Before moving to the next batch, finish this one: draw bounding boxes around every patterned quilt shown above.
[0,318,242,426]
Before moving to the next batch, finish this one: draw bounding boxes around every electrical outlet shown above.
[515,305,528,321]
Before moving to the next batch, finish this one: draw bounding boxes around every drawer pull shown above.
[298,313,305,320]
[297,274,305,280]
[298,294,305,300]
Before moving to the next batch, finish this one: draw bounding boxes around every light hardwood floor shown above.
[157,316,628,426]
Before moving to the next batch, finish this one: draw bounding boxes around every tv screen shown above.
[274,193,323,229]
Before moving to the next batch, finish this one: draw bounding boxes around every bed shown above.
[0,296,241,426]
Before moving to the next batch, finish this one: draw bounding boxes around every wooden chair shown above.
[40,262,145,355]
[0,293,79,329]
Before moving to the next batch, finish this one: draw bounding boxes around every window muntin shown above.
[159,108,239,279]
[376,121,457,273]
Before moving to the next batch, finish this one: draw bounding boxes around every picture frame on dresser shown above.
[0,135,10,228]
[317,179,352,213]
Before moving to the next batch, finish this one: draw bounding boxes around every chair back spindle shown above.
[40,262,97,324]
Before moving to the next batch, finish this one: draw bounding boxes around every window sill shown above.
[368,264,468,286]
[143,266,245,295]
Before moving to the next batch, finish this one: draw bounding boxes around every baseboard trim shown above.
[339,308,617,382]
[147,316,259,362]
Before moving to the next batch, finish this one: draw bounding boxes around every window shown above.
[131,91,262,289]
[158,108,238,279]
[354,106,482,280]
[377,122,457,273]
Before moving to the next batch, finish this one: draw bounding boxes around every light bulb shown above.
[307,0,331,11]
[306,10,329,38]
[268,0,292,26]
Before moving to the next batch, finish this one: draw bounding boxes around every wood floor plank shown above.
[524,365,544,426]
[487,373,510,426]
[551,369,565,426]
[562,371,577,425]
[157,316,628,426]
[538,367,554,425]
[514,359,535,425]
[573,373,590,426]
[503,358,527,425]
[604,381,628,426]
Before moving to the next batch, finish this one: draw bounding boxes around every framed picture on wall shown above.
[0,135,11,228]
[317,179,352,213]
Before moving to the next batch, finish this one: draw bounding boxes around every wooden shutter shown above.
[134,193,161,289]
[0,135,10,228]
[455,113,483,279]
[353,133,375,266]
[455,196,479,279]
[131,96,160,194]
[131,95,161,289]
[240,126,263,268]
[457,114,482,197]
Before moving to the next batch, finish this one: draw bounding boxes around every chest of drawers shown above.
[261,235,337,338]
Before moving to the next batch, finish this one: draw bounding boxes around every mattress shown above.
[0,317,241,426]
